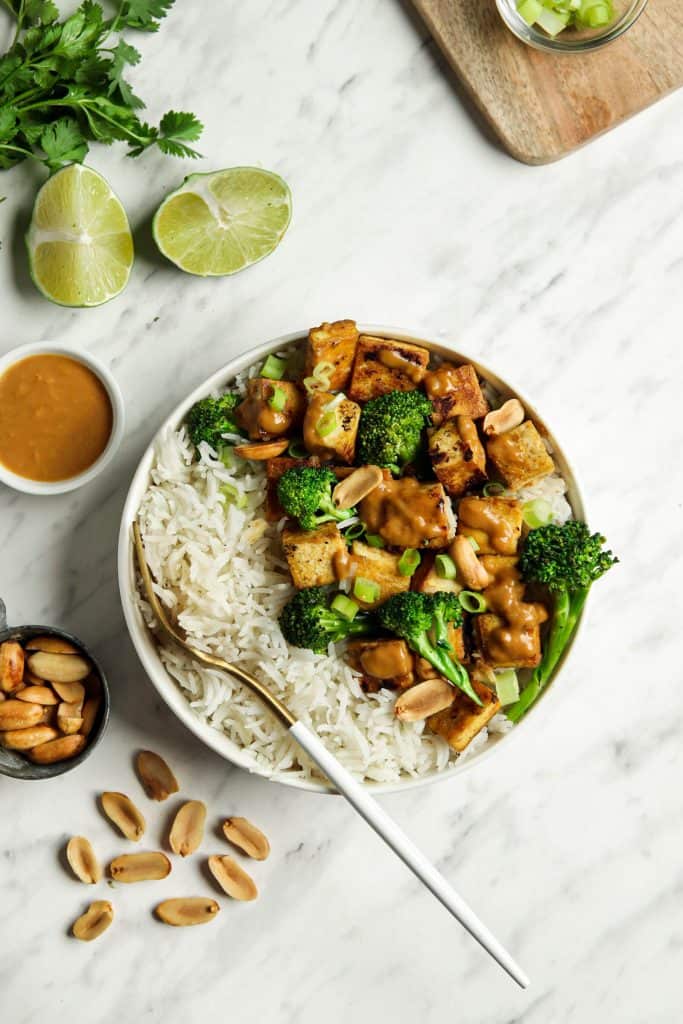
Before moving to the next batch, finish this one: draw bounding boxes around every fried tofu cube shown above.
[413,555,461,596]
[303,391,361,465]
[348,335,430,402]
[472,614,543,670]
[429,416,487,497]
[347,639,413,681]
[235,379,305,441]
[486,420,555,491]
[424,363,489,426]
[427,680,501,753]
[456,496,523,556]
[281,522,346,589]
[360,478,455,550]
[265,455,321,521]
[305,320,359,392]
[350,541,410,607]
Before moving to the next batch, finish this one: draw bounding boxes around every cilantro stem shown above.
[0,140,33,157]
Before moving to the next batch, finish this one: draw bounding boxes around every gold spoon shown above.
[132,522,529,988]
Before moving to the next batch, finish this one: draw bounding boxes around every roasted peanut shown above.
[222,817,270,861]
[136,750,179,801]
[450,536,492,591]
[66,836,102,884]
[0,700,44,731]
[28,733,86,764]
[395,678,456,722]
[208,855,258,901]
[169,800,206,857]
[0,724,59,749]
[72,900,113,941]
[333,465,384,510]
[109,851,171,883]
[483,398,525,437]
[25,635,79,655]
[100,792,146,842]
[51,680,86,705]
[234,439,289,460]
[16,685,59,705]
[57,701,84,735]
[27,651,90,684]
[0,641,24,693]
[80,696,101,738]
[155,898,219,927]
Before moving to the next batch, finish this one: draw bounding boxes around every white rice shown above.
[136,363,570,784]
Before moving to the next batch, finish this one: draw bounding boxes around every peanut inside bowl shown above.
[0,600,110,780]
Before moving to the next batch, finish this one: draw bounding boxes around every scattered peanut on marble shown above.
[155,898,220,927]
[72,900,114,942]
[66,836,102,885]
[222,816,271,861]
[169,800,206,857]
[136,749,179,801]
[101,792,146,842]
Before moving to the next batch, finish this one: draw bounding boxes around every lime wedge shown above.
[26,164,133,307]
[152,167,291,277]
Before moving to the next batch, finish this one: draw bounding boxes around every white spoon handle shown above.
[289,720,529,989]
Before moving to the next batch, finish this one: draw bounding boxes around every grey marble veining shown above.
[1,1,683,1021]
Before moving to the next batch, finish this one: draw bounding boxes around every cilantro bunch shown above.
[0,0,203,171]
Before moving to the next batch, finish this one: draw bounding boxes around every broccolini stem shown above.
[412,635,482,707]
[506,586,588,723]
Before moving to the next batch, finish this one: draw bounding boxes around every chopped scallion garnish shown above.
[220,483,248,509]
[468,536,480,552]
[366,534,385,548]
[268,386,287,412]
[435,554,457,580]
[516,0,614,36]
[353,577,381,603]
[331,594,360,622]
[316,412,338,438]
[287,439,308,458]
[261,354,287,380]
[343,522,366,541]
[522,498,553,529]
[398,548,421,577]
[495,669,520,706]
[483,482,506,497]
[458,590,488,614]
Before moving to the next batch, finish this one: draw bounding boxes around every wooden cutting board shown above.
[410,0,683,164]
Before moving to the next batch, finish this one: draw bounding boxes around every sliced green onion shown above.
[343,522,366,541]
[313,360,335,381]
[522,498,553,530]
[458,590,488,614]
[331,594,359,622]
[316,412,338,438]
[495,669,520,707]
[366,534,385,548]
[398,548,421,577]
[483,482,506,497]
[303,375,322,394]
[260,354,287,380]
[219,447,235,468]
[535,6,569,34]
[353,577,380,603]
[220,483,248,509]
[435,554,457,580]
[268,386,287,412]
[287,439,308,458]
[517,0,613,35]
[468,536,480,552]
[517,0,542,24]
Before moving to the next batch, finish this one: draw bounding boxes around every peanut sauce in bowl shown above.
[0,342,124,495]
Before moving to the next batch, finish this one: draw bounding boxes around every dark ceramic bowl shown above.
[0,599,110,780]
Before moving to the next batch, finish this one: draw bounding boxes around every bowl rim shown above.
[495,0,649,53]
[0,340,125,496]
[117,324,587,795]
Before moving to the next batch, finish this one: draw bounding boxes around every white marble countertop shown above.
[1,2,682,1021]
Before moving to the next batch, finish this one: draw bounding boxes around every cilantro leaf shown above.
[0,105,17,142]
[24,0,59,25]
[156,109,202,158]
[114,0,175,32]
[40,116,88,168]
[107,39,143,108]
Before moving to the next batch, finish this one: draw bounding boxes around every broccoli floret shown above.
[376,592,479,705]
[186,393,241,450]
[277,467,356,531]
[356,390,432,471]
[279,587,374,653]
[507,521,618,722]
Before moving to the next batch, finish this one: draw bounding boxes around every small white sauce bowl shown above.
[0,341,125,496]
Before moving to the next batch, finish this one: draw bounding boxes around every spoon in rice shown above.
[133,522,529,988]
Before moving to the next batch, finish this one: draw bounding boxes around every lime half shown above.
[152,167,292,277]
[27,164,133,307]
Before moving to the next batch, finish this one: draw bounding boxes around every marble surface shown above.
[1,1,682,1021]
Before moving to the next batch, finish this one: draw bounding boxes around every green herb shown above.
[268,386,286,412]
[434,553,456,580]
[0,0,202,172]
[458,590,487,614]
[365,534,385,548]
[330,594,359,622]
[260,354,287,380]
[353,577,380,604]
[397,548,420,577]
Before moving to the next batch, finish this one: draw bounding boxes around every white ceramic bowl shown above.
[0,341,125,496]
[118,326,587,794]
